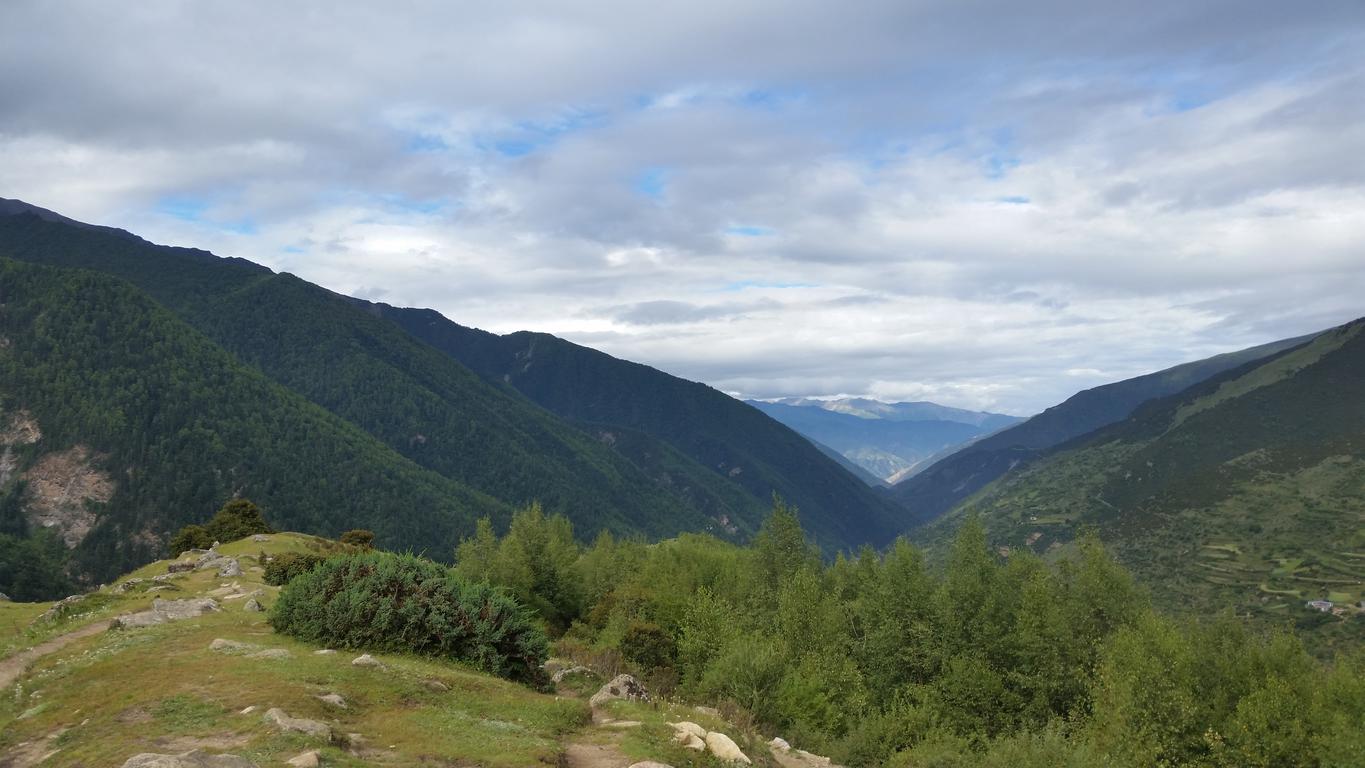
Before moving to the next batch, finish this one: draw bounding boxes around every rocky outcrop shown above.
[588,674,648,708]
[22,445,114,547]
[352,653,384,668]
[704,732,751,764]
[263,707,331,740]
[217,559,242,577]
[285,752,320,768]
[243,598,264,612]
[112,598,220,629]
[120,751,256,768]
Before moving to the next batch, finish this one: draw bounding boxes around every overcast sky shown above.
[3,1,1363,414]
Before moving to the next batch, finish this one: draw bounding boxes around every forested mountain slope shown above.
[893,331,1316,523]
[0,258,508,586]
[0,209,748,544]
[918,318,1365,642]
[366,305,904,549]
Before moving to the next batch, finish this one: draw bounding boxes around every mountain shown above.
[0,257,511,586]
[768,397,1020,429]
[891,332,1317,523]
[915,318,1365,639]
[746,399,1013,481]
[0,200,900,579]
[362,306,905,550]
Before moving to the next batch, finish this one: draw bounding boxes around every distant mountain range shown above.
[0,198,899,590]
[747,398,1021,482]
[913,319,1364,643]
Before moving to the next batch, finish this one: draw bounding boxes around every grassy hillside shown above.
[892,332,1316,524]
[917,319,1365,647]
[373,305,904,550]
[0,258,509,585]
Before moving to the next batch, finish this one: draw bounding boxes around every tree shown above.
[340,528,375,549]
[752,496,818,594]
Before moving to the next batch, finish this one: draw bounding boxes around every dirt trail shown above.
[562,703,634,768]
[0,621,109,688]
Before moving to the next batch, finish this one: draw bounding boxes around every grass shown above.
[0,532,590,767]
[601,697,780,768]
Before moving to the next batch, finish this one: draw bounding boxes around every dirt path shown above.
[0,620,109,688]
[562,703,635,768]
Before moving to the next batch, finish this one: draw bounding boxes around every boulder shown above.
[121,751,256,768]
[166,562,195,574]
[422,678,450,692]
[263,707,331,740]
[0,591,10,601]
[670,721,708,740]
[795,750,836,767]
[154,598,220,619]
[676,732,706,751]
[37,594,86,622]
[588,674,648,708]
[770,737,792,753]
[628,763,675,768]
[705,732,751,764]
[113,578,145,594]
[217,559,243,577]
[243,598,264,612]
[285,751,319,768]
[351,653,384,668]
[209,638,258,653]
[316,693,347,708]
[251,534,271,542]
[248,648,292,660]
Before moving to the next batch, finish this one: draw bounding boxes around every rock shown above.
[243,598,264,612]
[209,638,258,653]
[37,594,86,622]
[351,653,383,668]
[694,705,721,717]
[588,673,648,708]
[248,648,292,660]
[155,597,220,619]
[313,649,337,655]
[670,721,708,739]
[120,750,257,768]
[0,591,10,601]
[551,665,594,683]
[317,693,347,708]
[166,562,195,574]
[286,751,320,768]
[603,720,643,728]
[113,578,145,594]
[421,678,450,692]
[628,763,675,768]
[239,706,257,715]
[263,708,331,740]
[770,737,791,752]
[251,534,271,542]
[675,733,705,751]
[705,732,751,764]
[795,750,835,767]
[217,559,242,577]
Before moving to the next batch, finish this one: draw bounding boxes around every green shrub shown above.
[269,551,550,685]
[169,498,273,555]
[263,552,327,586]
[619,620,676,670]
[340,529,376,549]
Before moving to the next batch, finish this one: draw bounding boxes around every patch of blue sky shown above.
[220,218,258,235]
[155,196,209,221]
[997,195,1030,205]
[634,167,671,200]
[726,225,777,237]
[378,193,450,215]
[719,279,817,292]
[404,133,449,153]
[281,245,306,254]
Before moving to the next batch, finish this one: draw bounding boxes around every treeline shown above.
[456,501,1365,767]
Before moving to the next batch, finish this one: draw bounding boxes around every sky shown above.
[3,1,1363,415]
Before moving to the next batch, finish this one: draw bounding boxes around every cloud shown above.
[2,1,1363,413]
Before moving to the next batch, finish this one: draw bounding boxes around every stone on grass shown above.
[313,649,337,655]
[286,751,320,768]
[209,638,257,653]
[551,665,593,684]
[694,705,721,717]
[243,598,264,612]
[588,673,648,708]
[0,591,10,601]
[317,693,347,708]
[351,653,383,668]
[705,732,751,764]
[248,648,292,660]
[251,534,271,542]
[670,721,708,739]
[263,707,331,740]
[239,706,257,715]
[217,559,242,577]
[113,578,145,594]
[166,562,195,574]
[120,750,256,768]
[112,598,220,629]
[628,763,675,768]
[770,737,791,752]
[422,678,450,692]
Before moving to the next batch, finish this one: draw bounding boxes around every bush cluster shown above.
[269,551,549,685]
[262,551,327,586]
[169,499,272,555]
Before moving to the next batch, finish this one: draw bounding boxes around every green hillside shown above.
[892,332,1316,524]
[0,258,508,587]
[917,319,1365,646]
[371,306,904,549]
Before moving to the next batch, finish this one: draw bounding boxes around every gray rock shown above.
[209,638,258,653]
[263,707,331,740]
[248,648,292,660]
[551,665,594,683]
[628,763,675,768]
[351,653,384,668]
[588,674,649,708]
[243,598,264,612]
[286,752,319,768]
[37,594,87,622]
[705,732,751,764]
[422,678,450,692]
[113,578,145,594]
[217,559,243,577]
[316,693,347,708]
[251,534,272,542]
[0,591,10,601]
[166,562,195,574]
[121,750,257,768]
[313,649,337,655]
[155,597,221,619]
[770,737,791,752]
